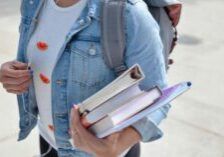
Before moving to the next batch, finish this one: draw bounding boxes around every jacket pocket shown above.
[70,40,111,87]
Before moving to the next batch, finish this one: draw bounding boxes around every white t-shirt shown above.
[27,0,87,149]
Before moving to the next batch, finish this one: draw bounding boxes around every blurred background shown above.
[0,0,224,157]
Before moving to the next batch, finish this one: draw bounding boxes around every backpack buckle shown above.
[114,65,127,76]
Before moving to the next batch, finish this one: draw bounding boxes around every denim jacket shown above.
[17,0,172,156]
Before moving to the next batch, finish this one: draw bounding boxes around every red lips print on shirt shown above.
[39,73,50,84]
[36,41,50,84]
[37,41,48,51]
[48,125,55,132]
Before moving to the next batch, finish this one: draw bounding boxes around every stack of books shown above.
[77,64,191,138]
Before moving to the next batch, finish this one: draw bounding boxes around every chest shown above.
[26,0,87,75]
[19,0,117,103]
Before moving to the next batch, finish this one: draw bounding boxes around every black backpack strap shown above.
[101,0,127,76]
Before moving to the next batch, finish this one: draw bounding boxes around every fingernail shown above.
[68,128,71,134]
[73,105,79,110]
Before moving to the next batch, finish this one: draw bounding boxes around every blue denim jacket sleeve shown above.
[124,1,171,142]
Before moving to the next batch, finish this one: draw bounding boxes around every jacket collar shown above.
[86,0,101,20]
[34,0,101,20]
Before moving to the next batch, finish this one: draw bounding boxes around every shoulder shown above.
[125,0,160,39]
[126,0,148,11]
[124,0,163,58]
[125,0,159,28]
[20,0,41,17]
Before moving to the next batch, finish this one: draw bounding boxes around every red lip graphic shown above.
[48,125,55,132]
[37,41,48,51]
[39,73,50,84]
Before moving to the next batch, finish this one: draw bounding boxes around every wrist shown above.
[125,126,141,143]
[95,148,117,157]
[114,127,141,155]
[95,127,141,157]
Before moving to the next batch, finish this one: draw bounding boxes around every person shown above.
[0,0,176,156]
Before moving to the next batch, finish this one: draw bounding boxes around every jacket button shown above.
[89,11,94,17]
[56,80,63,85]
[78,19,85,26]
[29,0,34,4]
[89,48,96,55]
[48,125,55,132]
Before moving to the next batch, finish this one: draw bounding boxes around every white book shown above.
[88,87,162,135]
[82,84,143,125]
[78,64,145,114]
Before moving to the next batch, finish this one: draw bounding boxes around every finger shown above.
[70,131,83,149]
[3,78,32,91]
[6,89,25,95]
[171,15,180,27]
[70,105,81,135]
[11,60,28,70]
[72,105,92,133]
[71,105,88,134]
[166,4,182,27]
[4,68,31,78]
[70,105,96,138]
[14,78,32,91]
[1,61,31,78]
[80,116,91,128]
[1,75,31,85]
[70,107,107,153]
[3,77,31,90]
[70,106,85,148]
[70,105,81,129]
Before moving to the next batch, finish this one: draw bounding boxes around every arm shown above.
[124,1,170,142]
[70,106,140,157]
[69,1,171,156]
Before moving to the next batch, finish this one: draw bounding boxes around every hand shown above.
[70,105,141,157]
[0,60,32,94]
[165,4,182,27]
[165,4,182,53]
[70,105,120,157]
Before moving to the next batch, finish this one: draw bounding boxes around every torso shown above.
[26,0,88,149]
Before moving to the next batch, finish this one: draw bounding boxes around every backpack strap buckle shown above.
[114,65,127,76]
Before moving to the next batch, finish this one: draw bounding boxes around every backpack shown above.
[100,0,182,76]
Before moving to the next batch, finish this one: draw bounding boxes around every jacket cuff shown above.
[131,117,163,142]
[131,104,171,142]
